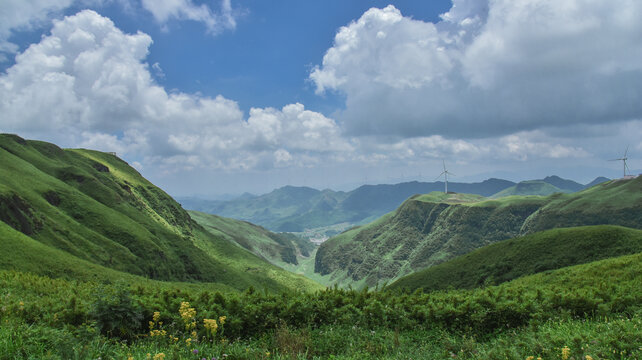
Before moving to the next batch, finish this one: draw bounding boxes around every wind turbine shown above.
[436,160,455,193]
[609,147,630,178]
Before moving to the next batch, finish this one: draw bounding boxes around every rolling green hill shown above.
[188,210,315,267]
[315,177,642,288]
[0,134,321,293]
[388,225,642,291]
[490,180,568,198]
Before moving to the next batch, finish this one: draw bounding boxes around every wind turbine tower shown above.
[436,160,455,193]
[610,147,630,178]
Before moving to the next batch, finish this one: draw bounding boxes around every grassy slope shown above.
[316,177,642,289]
[0,134,320,293]
[388,225,642,291]
[188,210,316,268]
[0,221,237,293]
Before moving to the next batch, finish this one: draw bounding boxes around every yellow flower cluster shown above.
[203,318,218,335]
[525,356,542,360]
[148,311,166,337]
[149,329,167,337]
[179,302,196,330]
[562,346,571,360]
[153,353,166,360]
[219,315,226,325]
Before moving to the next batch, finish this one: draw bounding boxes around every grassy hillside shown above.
[388,225,642,291]
[316,177,642,288]
[188,210,315,267]
[315,192,546,288]
[0,134,320,293]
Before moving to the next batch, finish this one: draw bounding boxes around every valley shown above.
[1,135,640,359]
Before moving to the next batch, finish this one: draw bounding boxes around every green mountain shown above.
[388,225,642,292]
[0,134,321,293]
[315,177,642,288]
[188,210,315,267]
[179,179,516,233]
[540,175,585,192]
[491,180,569,198]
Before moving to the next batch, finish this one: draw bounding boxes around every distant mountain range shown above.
[178,175,609,234]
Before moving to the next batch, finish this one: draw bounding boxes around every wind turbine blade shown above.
[435,172,445,181]
[624,145,629,158]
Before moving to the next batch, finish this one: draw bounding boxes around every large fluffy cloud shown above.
[311,1,642,138]
[0,10,349,171]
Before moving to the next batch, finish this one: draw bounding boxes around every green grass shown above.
[0,134,321,293]
[388,225,642,291]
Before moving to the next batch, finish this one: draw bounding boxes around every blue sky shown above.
[1,0,642,196]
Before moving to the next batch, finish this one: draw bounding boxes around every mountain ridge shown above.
[0,134,321,292]
[180,176,609,234]
[314,176,642,288]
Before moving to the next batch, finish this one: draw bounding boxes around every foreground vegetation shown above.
[2,251,641,359]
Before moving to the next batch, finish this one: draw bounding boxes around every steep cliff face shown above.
[315,178,642,288]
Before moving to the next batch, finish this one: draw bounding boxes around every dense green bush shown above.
[89,282,144,340]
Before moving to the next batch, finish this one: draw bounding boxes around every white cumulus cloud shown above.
[311,1,642,139]
[0,10,350,173]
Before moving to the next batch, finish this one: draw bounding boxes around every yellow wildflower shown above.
[219,315,226,325]
[526,357,535,360]
[186,338,192,346]
[562,346,571,360]
[153,353,166,360]
[179,302,197,330]
[586,356,594,360]
[153,311,160,322]
[203,318,218,335]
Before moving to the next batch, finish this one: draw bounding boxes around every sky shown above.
[1,0,641,197]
